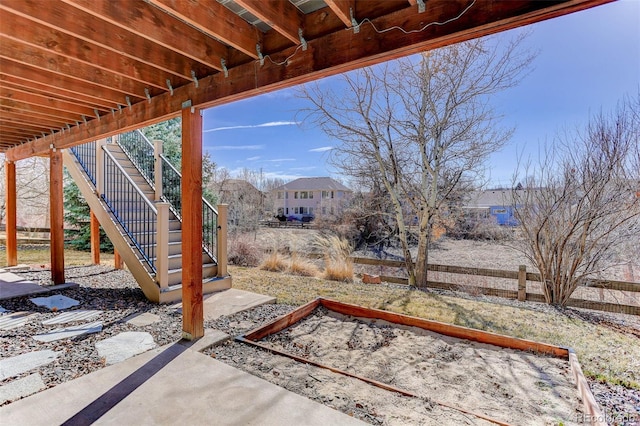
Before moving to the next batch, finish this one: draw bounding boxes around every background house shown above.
[463,190,525,226]
[271,177,352,220]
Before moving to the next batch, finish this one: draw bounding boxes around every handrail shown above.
[70,141,97,186]
[116,130,218,262]
[102,146,158,272]
[103,147,158,214]
[118,130,155,187]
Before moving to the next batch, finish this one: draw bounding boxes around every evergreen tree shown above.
[63,171,113,252]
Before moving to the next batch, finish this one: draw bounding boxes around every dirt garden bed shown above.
[230,298,598,425]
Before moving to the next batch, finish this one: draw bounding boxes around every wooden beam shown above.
[0,0,209,82]
[0,10,172,91]
[324,0,355,28]
[0,76,117,113]
[0,98,85,122]
[90,209,100,265]
[0,60,131,108]
[5,0,613,161]
[0,110,70,129]
[5,159,17,266]
[235,0,304,45]
[0,36,151,99]
[49,148,65,284]
[62,0,230,72]
[1,87,98,117]
[147,0,261,59]
[181,106,204,340]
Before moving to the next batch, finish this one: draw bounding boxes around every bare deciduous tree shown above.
[0,155,50,228]
[299,34,534,286]
[513,95,640,305]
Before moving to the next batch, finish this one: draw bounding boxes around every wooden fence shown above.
[351,256,640,316]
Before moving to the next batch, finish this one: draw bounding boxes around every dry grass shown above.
[228,233,263,267]
[288,253,320,277]
[229,265,640,389]
[259,251,288,272]
[315,235,354,282]
[0,247,115,268]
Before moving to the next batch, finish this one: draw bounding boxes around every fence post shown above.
[217,204,228,277]
[518,265,527,301]
[154,139,163,201]
[156,202,170,288]
[95,138,106,196]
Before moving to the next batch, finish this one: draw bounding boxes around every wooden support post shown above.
[50,149,65,284]
[518,265,527,302]
[154,139,163,201]
[156,202,170,288]
[181,106,204,340]
[114,249,123,270]
[217,204,228,278]
[90,210,100,264]
[5,160,17,266]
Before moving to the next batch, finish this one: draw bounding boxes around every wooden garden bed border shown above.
[238,298,606,426]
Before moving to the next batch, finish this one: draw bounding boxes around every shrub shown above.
[314,235,354,282]
[228,233,262,267]
[259,250,288,272]
[288,253,320,277]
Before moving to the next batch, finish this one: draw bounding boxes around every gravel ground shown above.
[1,265,639,425]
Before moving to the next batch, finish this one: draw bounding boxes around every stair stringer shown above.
[63,149,162,303]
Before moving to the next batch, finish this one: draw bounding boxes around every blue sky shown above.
[202,0,640,187]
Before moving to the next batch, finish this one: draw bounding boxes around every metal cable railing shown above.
[70,141,96,185]
[118,130,154,186]
[102,147,157,273]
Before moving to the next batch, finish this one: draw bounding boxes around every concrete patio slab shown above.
[0,275,49,300]
[0,341,365,426]
[95,332,156,365]
[0,373,46,405]
[173,288,276,321]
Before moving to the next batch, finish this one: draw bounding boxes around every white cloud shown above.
[207,144,264,151]
[309,146,333,152]
[263,158,296,162]
[204,121,299,133]
[246,156,261,161]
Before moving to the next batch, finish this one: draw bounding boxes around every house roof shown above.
[464,190,526,208]
[0,0,611,161]
[273,177,352,192]
[218,179,262,195]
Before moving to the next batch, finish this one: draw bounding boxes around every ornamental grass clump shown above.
[315,235,354,282]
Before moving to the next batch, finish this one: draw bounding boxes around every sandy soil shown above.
[230,307,584,425]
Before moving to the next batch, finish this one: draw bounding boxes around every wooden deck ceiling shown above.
[1,0,613,161]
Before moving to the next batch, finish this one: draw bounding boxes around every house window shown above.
[322,191,334,199]
[309,207,313,214]
[277,192,283,199]
[300,191,308,199]
[294,191,298,199]
[285,208,289,214]
[294,207,299,214]
[309,192,313,199]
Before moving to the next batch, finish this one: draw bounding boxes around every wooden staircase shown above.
[63,135,230,303]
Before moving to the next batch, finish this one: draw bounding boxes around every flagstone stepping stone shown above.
[95,332,156,365]
[30,295,79,311]
[0,373,46,405]
[32,321,102,343]
[0,350,59,381]
[41,310,102,325]
[0,312,37,331]
[123,312,160,327]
